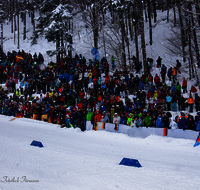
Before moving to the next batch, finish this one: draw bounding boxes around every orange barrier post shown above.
[94,122,98,131]
[102,122,105,129]
[163,128,167,136]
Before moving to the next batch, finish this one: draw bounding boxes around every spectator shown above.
[195,112,200,131]
[167,67,172,81]
[135,115,143,128]
[182,77,187,93]
[187,94,194,113]
[166,93,171,111]
[143,112,153,127]
[187,114,196,131]
[156,56,162,68]
[178,112,188,130]
[156,113,164,128]
[154,74,160,89]
[160,64,167,83]
[127,113,133,126]
[113,113,120,124]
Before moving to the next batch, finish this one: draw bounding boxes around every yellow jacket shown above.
[16,90,21,97]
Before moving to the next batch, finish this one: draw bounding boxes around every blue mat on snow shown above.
[30,140,44,148]
[119,158,142,168]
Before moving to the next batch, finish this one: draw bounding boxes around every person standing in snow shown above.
[156,56,162,68]
[187,94,194,113]
[165,93,171,111]
[154,74,161,89]
[160,64,167,83]
[113,113,120,124]
[178,112,188,130]
[167,67,172,81]
[156,113,164,128]
[182,77,187,93]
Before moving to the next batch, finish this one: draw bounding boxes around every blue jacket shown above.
[20,78,28,88]
[120,115,127,125]
[140,82,145,90]
[156,116,164,128]
[166,96,172,103]
[135,118,143,127]
[195,118,200,131]
[178,117,188,129]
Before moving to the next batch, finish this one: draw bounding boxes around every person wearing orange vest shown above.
[187,94,194,113]
[172,67,177,83]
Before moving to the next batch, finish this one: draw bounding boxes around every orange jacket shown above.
[187,97,194,104]
[172,68,176,76]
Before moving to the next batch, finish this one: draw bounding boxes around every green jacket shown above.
[127,117,133,126]
[175,84,181,91]
[86,112,94,121]
[143,115,153,126]
[16,90,21,97]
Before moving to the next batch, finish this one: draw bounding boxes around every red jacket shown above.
[182,79,187,87]
[94,113,102,122]
[154,75,160,83]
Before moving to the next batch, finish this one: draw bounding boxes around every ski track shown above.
[0,116,200,190]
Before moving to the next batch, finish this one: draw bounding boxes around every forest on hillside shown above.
[0,0,200,80]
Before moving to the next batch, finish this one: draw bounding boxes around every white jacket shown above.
[113,116,121,124]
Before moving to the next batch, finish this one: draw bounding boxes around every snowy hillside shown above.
[1,10,183,67]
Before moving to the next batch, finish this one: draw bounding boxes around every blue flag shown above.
[91,48,100,61]
[193,132,200,147]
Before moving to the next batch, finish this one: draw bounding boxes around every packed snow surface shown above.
[0,115,200,190]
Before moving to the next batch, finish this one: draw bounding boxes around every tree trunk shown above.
[17,12,19,49]
[119,10,126,69]
[152,0,157,23]
[177,0,186,63]
[14,14,16,44]
[189,2,200,68]
[10,0,13,33]
[128,6,133,41]
[167,0,170,22]
[194,0,200,26]
[148,0,152,45]
[31,7,35,32]
[173,4,176,26]
[23,11,26,40]
[188,18,194,78]
[56,37,60,64]
[17,0,20,50]
[1,23,3,51]
[134,22,139,64]
[68,20,72,58]
[143,0,148,22]
[92,3,98,49]
[138,0,147,76]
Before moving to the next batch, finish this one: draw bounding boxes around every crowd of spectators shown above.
[0,47,200,132]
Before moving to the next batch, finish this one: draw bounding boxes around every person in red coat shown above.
[182,77,187,93]
[154,74,161,89]
[94,110,102,122]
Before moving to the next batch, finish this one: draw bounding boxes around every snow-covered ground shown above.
[0,115,200,190]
